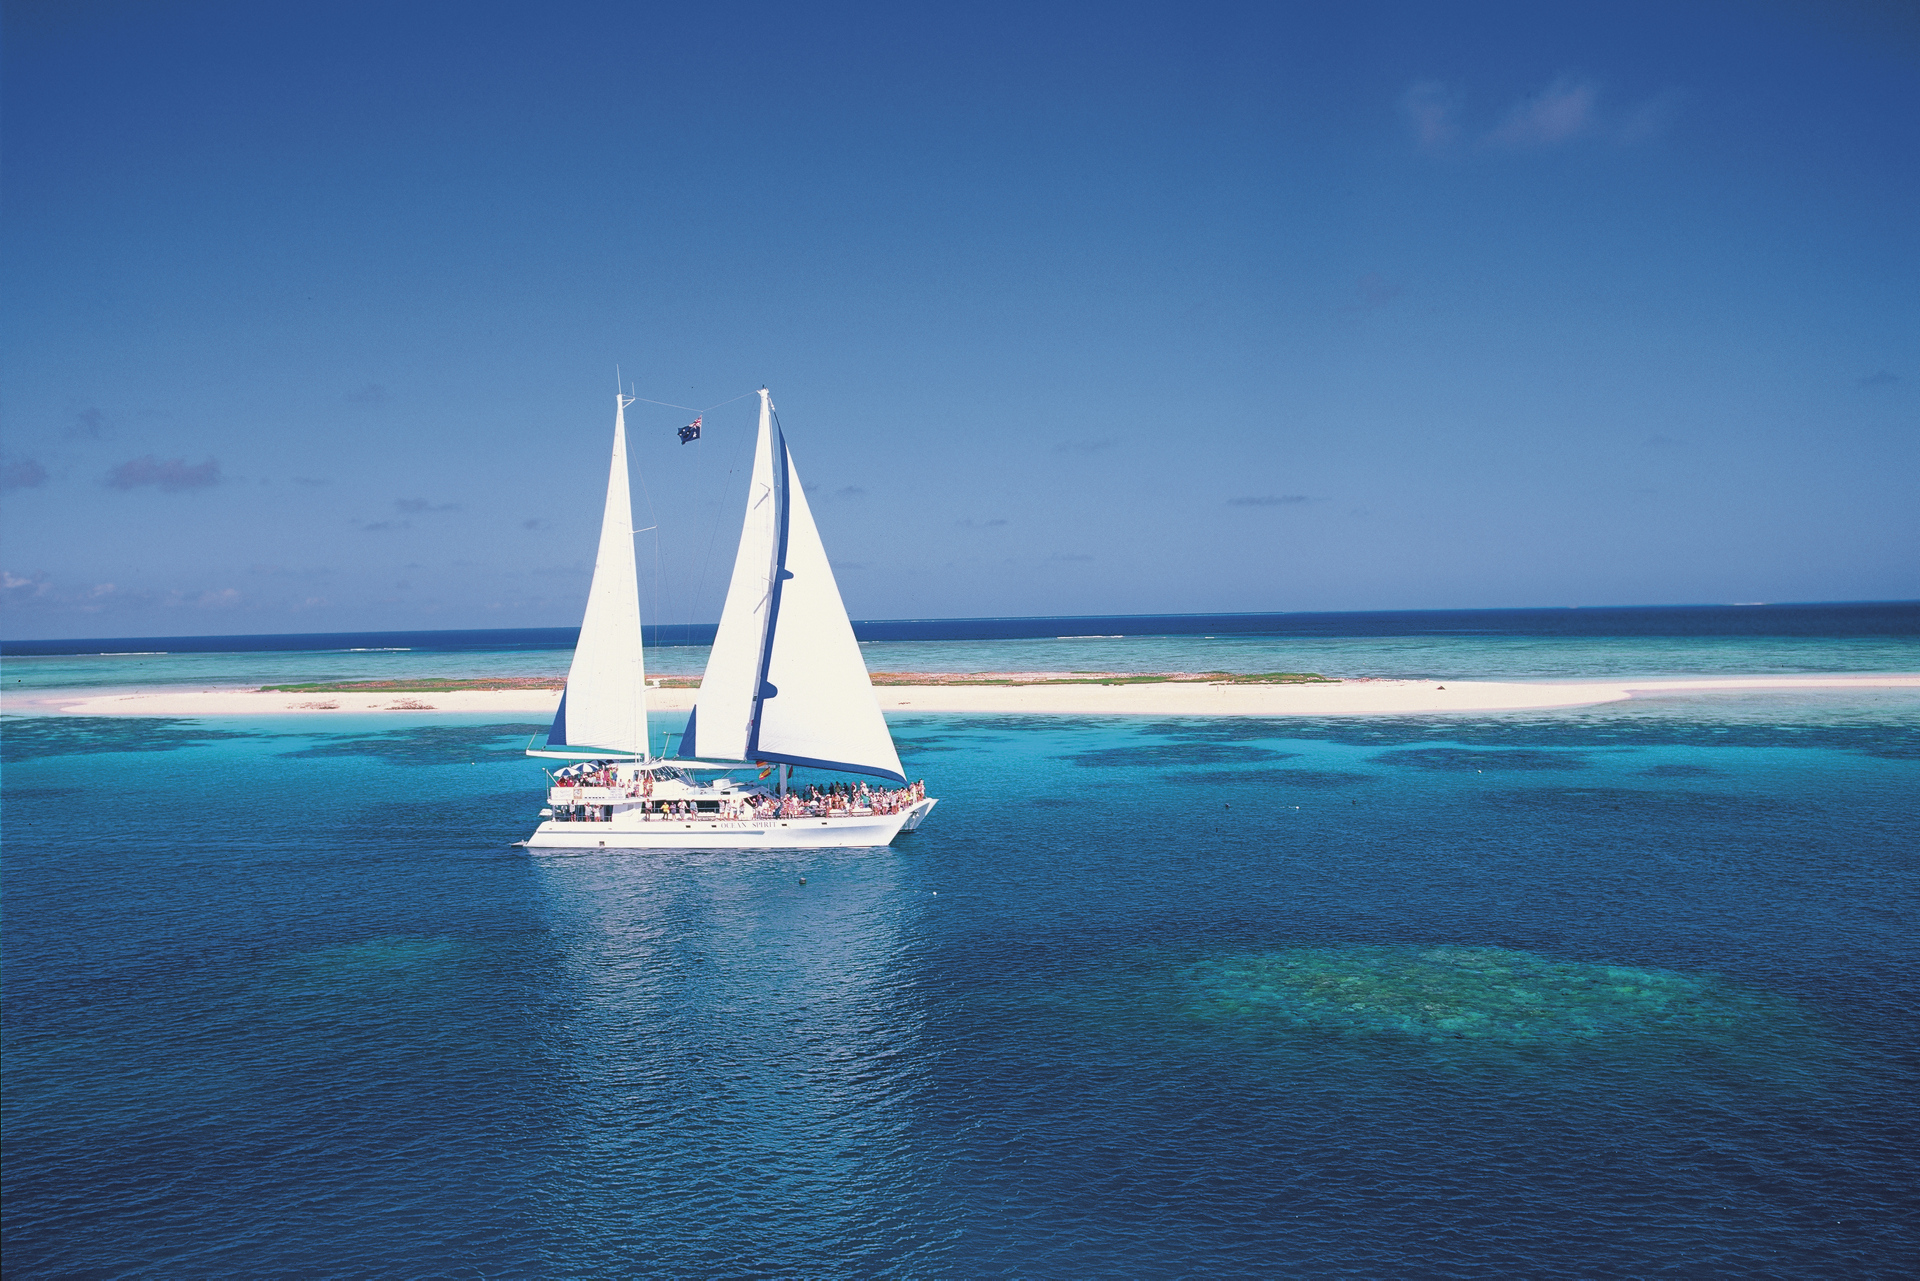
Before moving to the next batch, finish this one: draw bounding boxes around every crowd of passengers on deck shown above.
[548,778,927,822]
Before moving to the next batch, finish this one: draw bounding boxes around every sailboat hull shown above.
[522,799,937,851]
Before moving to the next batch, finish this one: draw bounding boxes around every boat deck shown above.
[522,798,938,850]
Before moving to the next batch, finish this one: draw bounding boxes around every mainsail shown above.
[547,393,648,756]
[682,389,904,782]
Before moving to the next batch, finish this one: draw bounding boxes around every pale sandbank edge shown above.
[18,674,1920,720]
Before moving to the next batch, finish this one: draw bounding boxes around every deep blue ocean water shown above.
[6,600,1918,656]
[5,619,1920,1277]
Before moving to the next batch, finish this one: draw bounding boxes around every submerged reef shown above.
[0,715,257,764]
[1373,747,1590,771]
[1132,712,1920,761]
[276,723,547,766]
[1181,767,1375,788]
[1179,945,1781,1048]
[1061,743,1299,767]
[268,936,465,1002]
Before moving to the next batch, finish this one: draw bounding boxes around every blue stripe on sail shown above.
[754,750,906,784]
[744,425,793,761]
[547,688,569,746]
[677,706,698,758]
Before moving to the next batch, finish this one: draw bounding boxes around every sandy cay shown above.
[22,674,1920,719]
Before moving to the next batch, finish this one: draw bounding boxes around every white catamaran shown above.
[520,388,936,850]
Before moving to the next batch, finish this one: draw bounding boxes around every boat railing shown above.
[549,785,654,802]
[544,785,927,824]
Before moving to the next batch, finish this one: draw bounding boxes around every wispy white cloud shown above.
[106,455,221,491]
[1401,80,1458,153]
[1402,76,1678,155]
[65,407,110,439]
[2,455,49,491]
[170,587,241,608]
[1485,76,1598,149]
[247,563,332,579]
[0,573,247,616]
[1340,272,1403,317]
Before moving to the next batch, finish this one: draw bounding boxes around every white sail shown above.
[680,391,779,762]
[752,441,905,781]
[547,394,648,756]
[682,389,904,782]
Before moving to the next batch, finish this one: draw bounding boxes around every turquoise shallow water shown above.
[4,628,1919,1276]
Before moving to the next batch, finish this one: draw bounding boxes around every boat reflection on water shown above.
[524,851,942,1270]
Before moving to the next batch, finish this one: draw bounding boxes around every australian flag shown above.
[678,416,702,444]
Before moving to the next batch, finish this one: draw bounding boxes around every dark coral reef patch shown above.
[277,723,548,767]
[1374,747,1590,772]
[1061,743,1299,768]
[1,716,258,765]
[1179,945,1790,1048]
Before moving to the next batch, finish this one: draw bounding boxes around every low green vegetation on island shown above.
[259,676,697,693]
[865,670,1336,686]
[1216,671,1337,684]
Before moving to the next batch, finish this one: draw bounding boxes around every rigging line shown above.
[696,389,758,416]
[685,396,760,647]
[631,451,669,669]
[631,389,757,416]
[651,527,665,705]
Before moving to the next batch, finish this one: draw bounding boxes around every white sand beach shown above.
[24,673,1920,719]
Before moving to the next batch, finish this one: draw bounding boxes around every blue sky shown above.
[2,0,1914,639]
